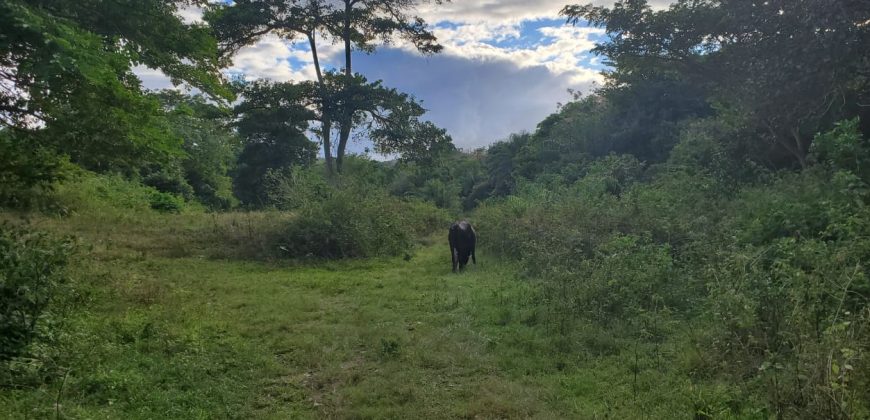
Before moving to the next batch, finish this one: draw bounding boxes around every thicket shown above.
[461,4,870,414]
[476,120,870,418]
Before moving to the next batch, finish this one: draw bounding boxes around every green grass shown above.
[0,211,728,419]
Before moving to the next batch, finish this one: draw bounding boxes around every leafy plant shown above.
[0,224,74,361]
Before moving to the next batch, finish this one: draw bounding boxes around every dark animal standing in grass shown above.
[449,221,476,272]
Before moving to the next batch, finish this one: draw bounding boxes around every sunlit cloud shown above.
[423,22,605,84]
[224,35,318,82]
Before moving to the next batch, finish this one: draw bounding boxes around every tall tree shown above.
[155,91,241,209]
[563,0,870,168]
[0,0,231,171]
[232,81,319,206]
[207,0,445,174]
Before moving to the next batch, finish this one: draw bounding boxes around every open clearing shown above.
[2,214,695,419]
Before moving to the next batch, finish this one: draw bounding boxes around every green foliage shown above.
[704,167,870,418]
[148,191,185,214]
[0,131,67,208]
[233,81,316,145]
[52,170,194,217]
[141,163,195,200]
[418,178,461,210]
[476,121,870,417]
[156,92,240,210]
[543,234,676,323]
[264,166,332,211]
[373,118,456,167]
[667,118,765,187]
[563,0,870,168]
[232,81,319,207]
[0,224,73,361]
[233,138,318,207]
[813,118,870,183]
[0,0,230,174]
[277,186,449,259]
[387,151,485,211]
[207,0,449,174]
[573,154,644,197]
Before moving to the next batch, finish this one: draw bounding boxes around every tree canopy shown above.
[562,0,870,168]
[206,0,450,174]
[0,0,232,171]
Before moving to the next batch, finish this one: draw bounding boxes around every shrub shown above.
[812,118,870,183]
[573,154,644,197]
[575,234,676,321]
[0,224,74,361]
[140,164,195,200]
[0,132,66,208]
[264,166,331,210]
[668,118,763,187]
[51,170,192,216]
[400,198,452,238]
[277,186,449,259]
[733,168,866,244]
[418,178,461,210]
[148,191,185,213]
[702,163,870,418]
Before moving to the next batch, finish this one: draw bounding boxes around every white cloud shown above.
[175,0,226,24]
[171,1,674,85]
[176,6,205,24]
[133,65,176,90]
[418,0,674,26]
[225,34,321,82]
[424,22,605,84]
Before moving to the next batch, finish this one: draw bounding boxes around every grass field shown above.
[1,210,719,419]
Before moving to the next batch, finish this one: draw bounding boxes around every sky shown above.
[138,1,674,155]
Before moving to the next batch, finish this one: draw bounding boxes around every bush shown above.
[140,164,195,200]
[0,132,67,208]
[418,178,461,210]
[702,164,870,418]
[573,154,644,197]
[264,166,331,210]
[812,118,870,183]
[574,234,675,321]
[51,170,193,216]
[148,191,185,213]
[668,118,763,187]
[277,186,449,259]
[0,224,74,361]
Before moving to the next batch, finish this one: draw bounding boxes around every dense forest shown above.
[2,0,870,418]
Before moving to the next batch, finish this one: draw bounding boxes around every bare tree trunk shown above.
[336,0,354,174]
[790,127,808,170]
[322,121,335,174]
[337,124,351,172]
[308,32,334,175]
[765,120,808,170]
